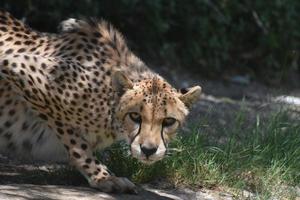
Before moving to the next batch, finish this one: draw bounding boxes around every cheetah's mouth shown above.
[130,143,165,165]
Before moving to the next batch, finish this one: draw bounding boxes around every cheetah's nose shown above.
[140,144,158,158]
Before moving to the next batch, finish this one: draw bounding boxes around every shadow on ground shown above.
[0,159,190,200]
[0,184,177,200]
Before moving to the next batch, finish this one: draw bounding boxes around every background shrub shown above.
[1,0,299,84]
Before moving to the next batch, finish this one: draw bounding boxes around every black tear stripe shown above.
[130,122,141,145]
[160,127,167,150]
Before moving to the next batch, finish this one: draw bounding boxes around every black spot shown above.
[73,93,79,98]
[82,165,89,169]
[17,48,26,53]
[77,44,84,49]
[54,121,63,127]
[29,65,36,72]
[76,56,82,61]
[13,20,21,27]
[44,83,50,90]
[4,121,12,128]
[0,26,8,32]
[22,122,29,131]
[29,46,36,52]
[5,37,13,41]
[14,41,22,45]
[32,88,38,94]
[24,90,31,98]
[70,139,76,145]
[66,129,74,135]
[41,63,47,69]
[85,158,92,164]
[103,172,108,176]
[87,37,96,43]
[81,144,87,150]
[73,152,81,159]
[11,62,17,68]
[24,40,33,45]
[5,49,13,54]
[93,171,99,175]
[56,128,64,135]
[8,109,16,116]
[38,113,48,121]
[105,70,111,76]
[36,77,42,84]
[23,56,30,61]
[86,56,92,61]
[20,69,25,75]
[3,59,9,66]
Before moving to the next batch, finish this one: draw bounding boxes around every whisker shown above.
[167,148,183,152]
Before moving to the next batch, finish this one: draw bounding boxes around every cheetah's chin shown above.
[139,159,156,165]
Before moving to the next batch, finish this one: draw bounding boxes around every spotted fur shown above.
[0,11,201,193]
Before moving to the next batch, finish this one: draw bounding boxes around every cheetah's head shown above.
[113,71,201,164]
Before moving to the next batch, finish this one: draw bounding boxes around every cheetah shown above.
[0,11,201,193]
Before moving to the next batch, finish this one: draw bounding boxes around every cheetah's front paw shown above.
[90,176,137,194]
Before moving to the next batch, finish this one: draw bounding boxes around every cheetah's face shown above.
[113,71,201,164]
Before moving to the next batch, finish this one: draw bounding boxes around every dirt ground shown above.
[158,66,300,142]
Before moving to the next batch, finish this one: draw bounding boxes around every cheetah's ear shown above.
[112,71,133,96]
[179,86,202,107]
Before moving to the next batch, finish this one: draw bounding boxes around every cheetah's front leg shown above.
[57,126,137,193]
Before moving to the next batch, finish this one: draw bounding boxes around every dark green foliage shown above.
[1,0,299,82]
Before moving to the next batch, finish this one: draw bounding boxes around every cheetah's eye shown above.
[129,112,142,123]
[162,117,177,127]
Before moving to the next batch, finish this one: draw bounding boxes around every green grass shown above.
[100,111,300,199]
